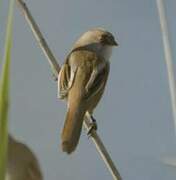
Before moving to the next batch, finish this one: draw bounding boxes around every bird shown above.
[6,135,43,180]
[58,28,118,154]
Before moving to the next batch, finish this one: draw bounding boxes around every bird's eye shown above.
[99,34,107,42]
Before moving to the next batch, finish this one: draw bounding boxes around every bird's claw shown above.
[87,116,97,137]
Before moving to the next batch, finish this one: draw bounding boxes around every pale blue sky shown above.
[1,0,176,179]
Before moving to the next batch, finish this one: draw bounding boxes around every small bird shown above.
[58,28,118,154]
[6,135,43,180]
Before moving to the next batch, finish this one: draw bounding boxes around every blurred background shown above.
[1,0,176,179]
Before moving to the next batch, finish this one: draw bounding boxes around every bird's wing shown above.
[58,62,78,99]
[85,61,109,100]
[58,50,109,100]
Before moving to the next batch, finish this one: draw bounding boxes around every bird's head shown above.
[74,28,118,48]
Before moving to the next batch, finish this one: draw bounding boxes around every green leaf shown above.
[0,0,14,179]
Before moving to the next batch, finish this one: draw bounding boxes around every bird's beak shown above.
[111,38,118,46]
[106,38,118,46]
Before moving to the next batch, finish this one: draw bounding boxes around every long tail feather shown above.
[61,102,86,154]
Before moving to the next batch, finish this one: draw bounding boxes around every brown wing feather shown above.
[58,63,71,99]
[85,61,109,100]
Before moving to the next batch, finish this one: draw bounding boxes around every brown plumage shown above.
[6,135,43,180]
[58,28,117,154]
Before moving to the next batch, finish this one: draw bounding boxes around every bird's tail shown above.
[61,101,86,154]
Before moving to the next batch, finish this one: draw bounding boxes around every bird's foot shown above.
[87,115,98,137]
